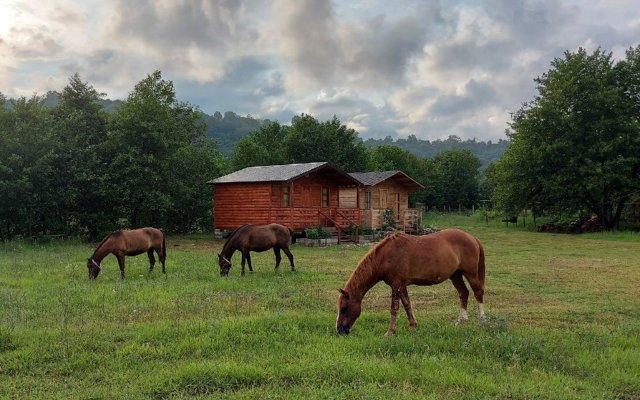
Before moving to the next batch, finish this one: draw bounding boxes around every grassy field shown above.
[1,220,639,399]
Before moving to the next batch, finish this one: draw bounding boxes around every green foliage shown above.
[493,47,640,229]
[231,121,289,170]
[364,134,510,168]
[0,72,227,239]
[231,114,369,172]
[106,71,226,232]
[381,208,396,229]
[434,149,482,209]
[202,111,267,156]
[305,225,333,239]
[285,114,369,172]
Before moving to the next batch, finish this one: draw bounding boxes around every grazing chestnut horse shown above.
[336,229,486,335]
[218,223,295,276]
[87,227,166,279]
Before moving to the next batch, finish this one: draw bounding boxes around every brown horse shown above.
[218,223,295,276]
[87,227,166,279]
[336,229,486,335]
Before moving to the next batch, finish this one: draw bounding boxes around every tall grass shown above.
[1,223,639,399]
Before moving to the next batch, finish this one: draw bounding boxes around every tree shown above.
[106,70,224,230]
[367,144,441,207]
[52,74,111,238]
[284,114,368,172]
[494,47,640,229]
[230,114,369,173]
[434,149,481,209]
[231,122,289,170]
[0,95,57,238]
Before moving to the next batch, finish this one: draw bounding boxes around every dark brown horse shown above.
[336,229,486,335]
[87,227,166,279]
[218,223,295,276]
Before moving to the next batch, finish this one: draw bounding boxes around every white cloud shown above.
[1,0,639,141]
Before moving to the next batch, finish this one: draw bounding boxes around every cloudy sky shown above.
[1,0,639,141]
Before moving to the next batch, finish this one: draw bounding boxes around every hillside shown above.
[4,93,509,164]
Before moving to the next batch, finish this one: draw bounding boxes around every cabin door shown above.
[301,185,312,207]
[380,189,388,209]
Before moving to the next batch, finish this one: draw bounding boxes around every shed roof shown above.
[349,171,424,191]
[208,162,359,185]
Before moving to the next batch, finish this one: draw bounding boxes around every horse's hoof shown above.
[384,330,396,337]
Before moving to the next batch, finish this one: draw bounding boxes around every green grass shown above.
[1,223,639,399]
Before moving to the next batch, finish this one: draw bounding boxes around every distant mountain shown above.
[200,111,269,155]
[364,135,510,168]
[6,91,125,113]
[5,92,508,164]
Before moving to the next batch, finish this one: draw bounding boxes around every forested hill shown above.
[364,135,510,168]
[15,92,509,164]
[200,111,268,155]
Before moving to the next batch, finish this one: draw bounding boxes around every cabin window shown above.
[365,191,372,209]
[322,187,329,207]
[283,186,290,207]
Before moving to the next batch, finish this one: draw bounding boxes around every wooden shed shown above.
[348,171,424,231]
[208,162,362,233]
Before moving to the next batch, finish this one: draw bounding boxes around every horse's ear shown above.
[338,288,350,299]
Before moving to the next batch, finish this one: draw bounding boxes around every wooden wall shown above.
[358,181,411,228]
[213,176,360,231]
[213,183,272,229]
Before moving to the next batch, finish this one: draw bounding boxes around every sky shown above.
[1,0,639,141]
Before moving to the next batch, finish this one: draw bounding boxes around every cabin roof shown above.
[208,162,360,185]
[348,171,424,191]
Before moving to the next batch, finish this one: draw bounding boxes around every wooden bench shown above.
[501,216,518,226]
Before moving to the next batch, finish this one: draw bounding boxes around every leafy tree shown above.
[434,149,481,209]
[494,47,640,229]
[231,122,289,170]
[284,114,368,172]
[367,144,441,207]
[106,70,223,230]
[0,95,56,238]
[52,74,112,238]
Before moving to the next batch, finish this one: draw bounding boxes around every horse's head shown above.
[87,258,101,280]
[218,253,232,276]
[336,288,361,335]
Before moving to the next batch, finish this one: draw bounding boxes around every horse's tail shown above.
[476,238,485,287]
[162,232,167,258]
[288,227,296,244]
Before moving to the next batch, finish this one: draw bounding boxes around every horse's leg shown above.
[385,286,401,337]
[398,286,418,331]
[246,252,253,272]
[273,246,282,270]
[240,252,247,276]
[159,245,166,274]
[283,247,295,271]
[147,249,156,273]
[117,254,126,279]
[450,271,470,324]
[463,272,485,322]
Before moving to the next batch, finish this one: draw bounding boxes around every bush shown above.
[305,226,332,239]
[381,208,396,229]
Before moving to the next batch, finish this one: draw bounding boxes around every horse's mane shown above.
[91,230,121,258]
[221,224,252,254]
[345,232,408,293]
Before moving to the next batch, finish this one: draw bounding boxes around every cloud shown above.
[1,0,640,142]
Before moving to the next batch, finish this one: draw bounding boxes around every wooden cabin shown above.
[348,171,424,231]
[208,162,362,233]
